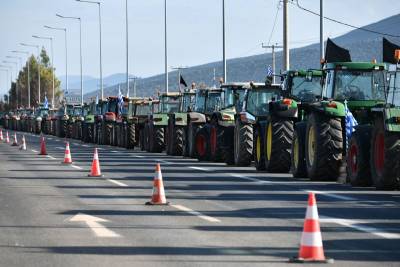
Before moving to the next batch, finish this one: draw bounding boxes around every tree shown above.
[9,48,62,109]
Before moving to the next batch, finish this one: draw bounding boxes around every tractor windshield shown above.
[36,109,49,117]
[246,89,280,116]
[222,87,245,110]
[206,92,222,113]
[182,94,195,112]
[388,71,400,107]
[66,106,74,115]
[291,76,322,102]
[136,104,151,116]
[161,96,180,113]
[108,100,118,113]
[194,91,206,113]
[334,70,385,101]
[73,107,82,116]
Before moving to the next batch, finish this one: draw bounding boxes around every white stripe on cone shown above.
[305,205,319,220]
[300,232,323,247]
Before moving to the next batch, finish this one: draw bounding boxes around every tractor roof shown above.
[325,62,385,70]
[159,92,181,97]
[250,83,281,90]
[285,69,323,77]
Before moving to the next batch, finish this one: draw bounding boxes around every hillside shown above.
[84,14,400,100]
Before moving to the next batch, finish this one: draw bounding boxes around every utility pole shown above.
[164,0,168,93]
[222,0,227,83]
[262,43,283,84]
[283,0,289,71]
[320,0,324,61]
[125,0,129,101]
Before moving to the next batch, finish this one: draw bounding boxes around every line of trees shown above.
[0,47,63,112]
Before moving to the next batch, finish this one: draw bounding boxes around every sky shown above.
[0,0,400,96]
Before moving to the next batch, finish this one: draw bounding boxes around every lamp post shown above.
[33,35,55,107]
[0,66,12,106]
[0,68,10,104]
[128,76,138,98]
[76,0,103,99]
[125,0,129,100]
[12,51,31,108]
[44,26,68,97]
[20,43,40,104]
[6,56,22,107]
[56,14,84,106]
[164,0,168,93]
[222,0,226,83]
[3,61,18,107]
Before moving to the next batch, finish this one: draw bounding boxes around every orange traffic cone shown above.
[146,163,169,205]
[0,129,3,141]
[290,193,333,263]
[11,133,18,146]
[62,142,73,164]
[5,132,10,143]
[20,135,26,150]
[88,148,102,177]
[39,136,48,155]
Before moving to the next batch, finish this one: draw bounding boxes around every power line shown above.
[266,0,282,46]
[292,0,400,38]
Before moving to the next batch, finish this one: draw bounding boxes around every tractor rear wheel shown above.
[370,118,400,190]
[291,122,307,178]
[234,119,253,166]
[347,125,372,186]
[195,126,210,161]
[264,118,294,173]
[187,122,201,158]
[254,125,266,171]
[305,113,343,181]
[149,124,165,153]
[127,123,135,149]
[105,123,113,145]
[209,123,225,162]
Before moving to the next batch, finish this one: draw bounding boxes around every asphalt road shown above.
[0,129,399,267]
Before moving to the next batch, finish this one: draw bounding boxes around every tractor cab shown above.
[158,92,181,114]
[284,70,323,104]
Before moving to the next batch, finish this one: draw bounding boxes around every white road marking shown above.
[230,173,271,184]
[97,147,105,150]
[82,144,89,147]
[71,165,83,170]
[111,150,119,153]
[55,139,60,142]
[48,138,53,140]
[157,159,172,165]
[31,149,38,153]
[46,155,56,160]
[55,147,64,150]
[172,204,221,223]
[134,155,144,158]
[306,190,356,201]
[320,217,400,239]
[69,213,120,238]
[189,166,210,172]
[106,178,128,187]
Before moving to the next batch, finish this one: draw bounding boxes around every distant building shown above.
[64,90,81,105]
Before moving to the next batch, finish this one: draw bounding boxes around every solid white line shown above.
[46,155,56,160]
[134,155,144,158]
[189,166,210,172]
[48,138,53,140]
[71,165,83,170]
[320,217,400,239]
[306,190,356,201]
[172,204,221,223]
[31,149,38,153]
[106,178,128,187]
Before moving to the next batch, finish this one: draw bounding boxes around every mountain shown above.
[59,75,95,90]
[84,14,400,100]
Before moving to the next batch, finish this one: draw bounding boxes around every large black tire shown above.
[347,125,372,187]
[149,124,165,153]
[234,119,253,166]
[209,122,225,162]
[186,122,201,158]
[264,118,294,173]
[195,126,211,161]
[143,124,150,151]
[254,125,266,171]
[370,118,400,190]
[305,113,344,181]
[168,123,184,156]
[105,123,113,145]
[62,120,68,138]
[127,123,135,149]
[291,122,307,178]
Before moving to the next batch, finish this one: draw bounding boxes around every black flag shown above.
[383,37,400,64]
[180,75,188,87]
[325,38,351,63]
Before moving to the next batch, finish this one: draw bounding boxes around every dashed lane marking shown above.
[71,165,83,170]
[172,204,221,223]
[31,149,38,153]
[320,217,400,239]
[46,155,56,160]
[306,190,356,201]
[106,178,128,187]
[189,166,210,172]
[111,150,119,153]
[82,144,89,147]
[55,147,64,150]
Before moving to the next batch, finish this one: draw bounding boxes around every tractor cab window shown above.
[73,108,82,116]
[194,90,206,113]
[182,94,195,112]
[246,89,280,116]
[108,100,118,113]
[66,106,74,115]
[101,102,108,114]
[291,75,322,102]
[36,109,48,117]
[206,92,222,113]
[221,87,246,110]
[136,104,151,116]
[160,96,180,113]
[152,102,160,114]
[333,70,385,101]
[122,102,129,115]
[388,72,400,107]
[82,107,89,116]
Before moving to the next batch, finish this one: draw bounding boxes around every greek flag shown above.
[344,100,358,145]
[118,85,123,115]
[95,94,99,105]
[44,95,49,109]
[267,65,273,76]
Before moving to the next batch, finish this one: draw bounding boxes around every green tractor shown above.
[81,100,99,143]
[71,105,89,140]
[136,99,158,151]
[31,106,49,134]
[144,93,180,153]
[166,90,196,156]
[42,108,56,135]
[55,104,74,138]
[65,105,84,139]
[195,83,249,164]
[183,88,223,158]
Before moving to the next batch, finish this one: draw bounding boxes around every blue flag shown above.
[344,100,357,146]
[267,65,273,76]
[44,95,49,109]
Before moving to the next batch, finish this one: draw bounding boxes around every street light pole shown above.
[164,0,168,93]
[44,26,68,99]
[0,68,10,104]
[0,66,13,107]
[3,61,18,107]
[6,56,22,107]
[320,0,324,61]
[125,0,129,100]
[76,0,103,99]
[56,14,84,106]
[33,35,55,107]
[12,50,30,108]
[20,43,40,105]
[283,0,289,71]
[222,0,227,83]
[128,76,138,98]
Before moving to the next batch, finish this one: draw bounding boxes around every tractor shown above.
[166,90,196,156]
[136,99,158,151]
